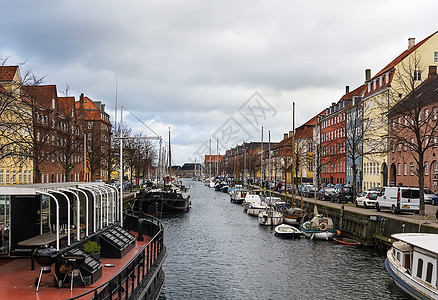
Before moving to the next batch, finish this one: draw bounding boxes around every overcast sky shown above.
[1,0,437,165]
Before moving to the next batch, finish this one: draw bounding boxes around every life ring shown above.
[319,222,327,231]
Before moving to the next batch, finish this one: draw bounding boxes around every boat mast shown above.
[216,138,219,177]
[168,128,172,181]
[236,146,239,182]
[269,130,271,198]
[243,141,246,186]
[209,139,212,178]
[291,102,295,207]
[261,126,263,193]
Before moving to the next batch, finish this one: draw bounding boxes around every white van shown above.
[376,186,420,214]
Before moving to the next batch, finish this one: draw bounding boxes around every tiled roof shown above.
[75,96,110,124]
[22,85,58,110]
[363,31,437,98]
[58,96,76,117]
[0,66,18,82]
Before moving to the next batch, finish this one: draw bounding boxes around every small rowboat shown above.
[274,224,303,238]
[333,237,361,246]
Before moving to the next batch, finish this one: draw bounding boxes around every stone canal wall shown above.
[297,197,438,250]
[259,188,438,251]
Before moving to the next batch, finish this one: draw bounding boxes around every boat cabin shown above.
[391,233,438,288]
[0,182,121,257]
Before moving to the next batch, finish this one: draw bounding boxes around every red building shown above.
[388,66,438,192]
[76,94,111,182]
[320,88,350,185]
[22,85,84,183]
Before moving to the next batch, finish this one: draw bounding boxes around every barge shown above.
[0,182,166,300]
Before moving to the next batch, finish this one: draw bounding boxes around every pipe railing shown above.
[66,213,164,300]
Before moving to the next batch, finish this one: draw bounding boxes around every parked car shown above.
[355,191,378,208]
[424,188,437,204]
[318,187,336,201]
[376,186,420,214]
[303,185,316,198]
[332,185,354,203]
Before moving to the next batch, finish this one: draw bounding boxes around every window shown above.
[28,171,31,183]
[434,107,437,120]
[434,52,438,63]
[417,258,424,278]
[88,122,93,129]
[426,262,433,284]
[410,162,414,176]
[397,163,401,176]
[425,162,429,176]
[0,170,3,184]
[404,163,407,176]
[23,170,27,183]
[414,70,422,81]
[6,170,9,184]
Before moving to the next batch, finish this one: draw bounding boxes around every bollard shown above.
[137,218,144,241]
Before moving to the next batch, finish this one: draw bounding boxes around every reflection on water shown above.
[159,180,409,299]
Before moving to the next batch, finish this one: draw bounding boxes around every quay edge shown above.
[254,188,438,251]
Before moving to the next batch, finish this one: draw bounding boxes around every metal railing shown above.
[67,213,164,300]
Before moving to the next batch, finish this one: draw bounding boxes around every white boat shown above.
[230,188,248,204]
[385,233,438,300]
[247,202,269,216]
[258,209,283,226]
[242,194,262,212]
[299,206,338,240]
[274,224,303,238]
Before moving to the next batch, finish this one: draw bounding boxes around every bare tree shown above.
[384,54,438,214]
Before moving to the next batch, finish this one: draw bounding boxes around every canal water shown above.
[158,180,409,299]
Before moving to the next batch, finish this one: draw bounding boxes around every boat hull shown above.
[385,250,438,300]
[333,237,361,246]
[258,211,283,226]
[301,230,336,240]
[274,224,302,238]
[133,190,190,215]
[247,208,267,216]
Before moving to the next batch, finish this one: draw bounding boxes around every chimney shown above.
[283,133,288,140]
[80,93,84,109]
[365,69,371,82]
[289,130,293,137]
[408,38,415,50]
[428,65,437,82]
[345,86,350,94]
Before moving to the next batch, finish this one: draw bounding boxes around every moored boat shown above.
[0,182,167,299]
[242,193,262,212]
[133,183,190,215]
[385,233,438,300]
[274,224,303,238]
[333,237,361,246]
[258,209,283,226]
[300,206,339,240]
[282,207,307,225]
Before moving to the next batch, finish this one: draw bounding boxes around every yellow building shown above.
[362,32,438,190]
[0,66,33,185]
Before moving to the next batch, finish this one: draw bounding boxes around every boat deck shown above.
[0,233,150,300]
